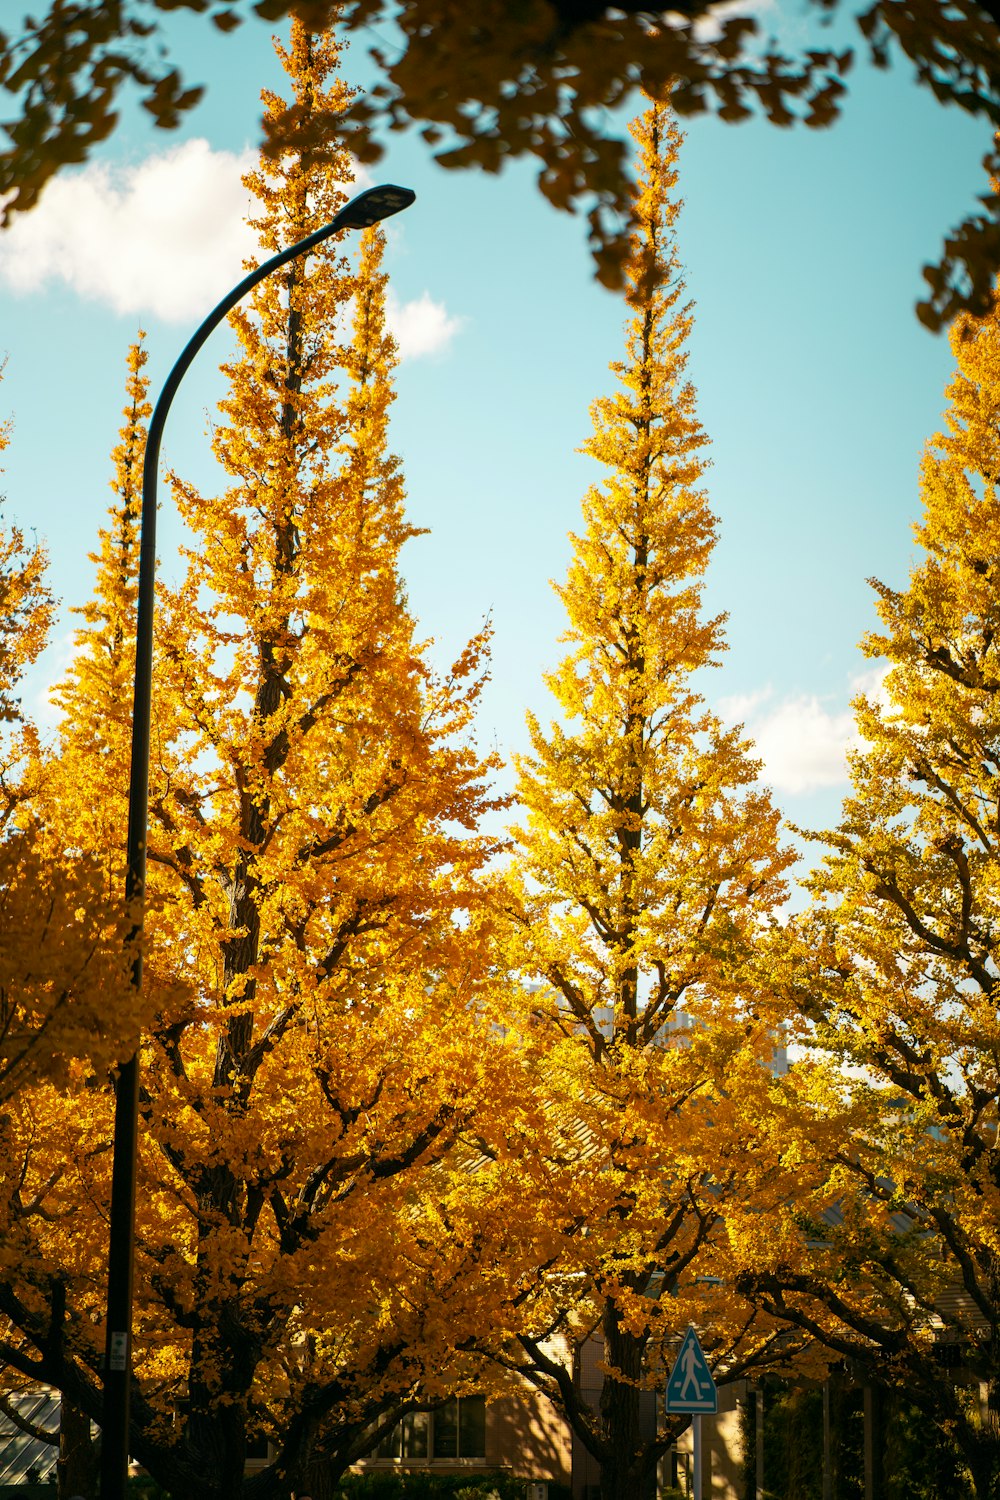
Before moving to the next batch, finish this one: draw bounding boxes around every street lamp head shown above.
[335,184,416,229]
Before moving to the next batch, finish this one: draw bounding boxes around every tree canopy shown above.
[0,24,519,1499]
[2,1,1000,328]
[483,95,816,1500]
[9,11,1000,1498]
[736,286,1000,1500]
[0,384,145,1102]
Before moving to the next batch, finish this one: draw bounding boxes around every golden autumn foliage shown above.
[0,379,146,1103]
[11,18,1000,1500]
[47,335,148,861]
[0,390,50,761]
[483,98,813,1500]
[736,297,1000,1500]
[1,3,1000,325]
[0,526,49,735]
[0,828,138,1102]
[0,25,517,1500]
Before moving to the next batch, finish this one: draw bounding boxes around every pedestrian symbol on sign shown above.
[665,1327,718,1414]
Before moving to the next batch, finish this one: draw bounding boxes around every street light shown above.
[99,182,416,1500]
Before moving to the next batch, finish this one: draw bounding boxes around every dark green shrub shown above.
[127,1477,173,1499]
[335,1476,568,1500]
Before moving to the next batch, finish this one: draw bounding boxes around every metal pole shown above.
[692,1413,702,1500]
[756,1387,765,1500]
[98,183,415,1500]
[863,1384,881,1500]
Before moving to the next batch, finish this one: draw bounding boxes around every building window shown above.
[374,1397,486,1462]
[376,1411,430,1460]
[433,1397,486,1459]
[245,1431,271,1462]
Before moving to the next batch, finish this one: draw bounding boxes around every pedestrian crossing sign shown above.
[665,1327,718,1414]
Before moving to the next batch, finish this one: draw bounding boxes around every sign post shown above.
[666,1327,718,1499]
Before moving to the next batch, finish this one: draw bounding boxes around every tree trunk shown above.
[598,1301,655,1500]
[57,1396,98,1500]
[185,1320,254,1500]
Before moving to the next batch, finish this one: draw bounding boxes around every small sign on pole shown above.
[666,1327,718,1415]
[666,1329,717,1499]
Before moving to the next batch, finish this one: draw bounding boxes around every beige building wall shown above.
[353,1358,753,1497]
[670,1380,748,1499]
[356,1389,572,1488]
[491,1390,573,1485]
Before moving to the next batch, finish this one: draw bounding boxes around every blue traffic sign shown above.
[665,1327,718,1414]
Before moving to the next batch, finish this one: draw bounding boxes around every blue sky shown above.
[0,3,989,858]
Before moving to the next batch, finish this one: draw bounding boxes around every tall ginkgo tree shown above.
[737,291,1000,1500]
[490,99,806,1500]
[0,24,514,1500]
[0,377,141,1108]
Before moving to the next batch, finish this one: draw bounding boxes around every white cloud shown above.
[718,686,773,725]
[750,696,857,794]
[690,0,775,40]
[724,686,858,795]
[850,663,892,710]
[29,628,77,738]
[0,142,462,359]
[0,140,260,323]
[387,290,464,359]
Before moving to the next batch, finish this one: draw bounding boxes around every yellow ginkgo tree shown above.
[0,24,518,1500]
[737,292,1000,1500]
[0,378,142,1107]
[487,98,810,1500]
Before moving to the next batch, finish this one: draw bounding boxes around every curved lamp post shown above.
[100,182,416,1500]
